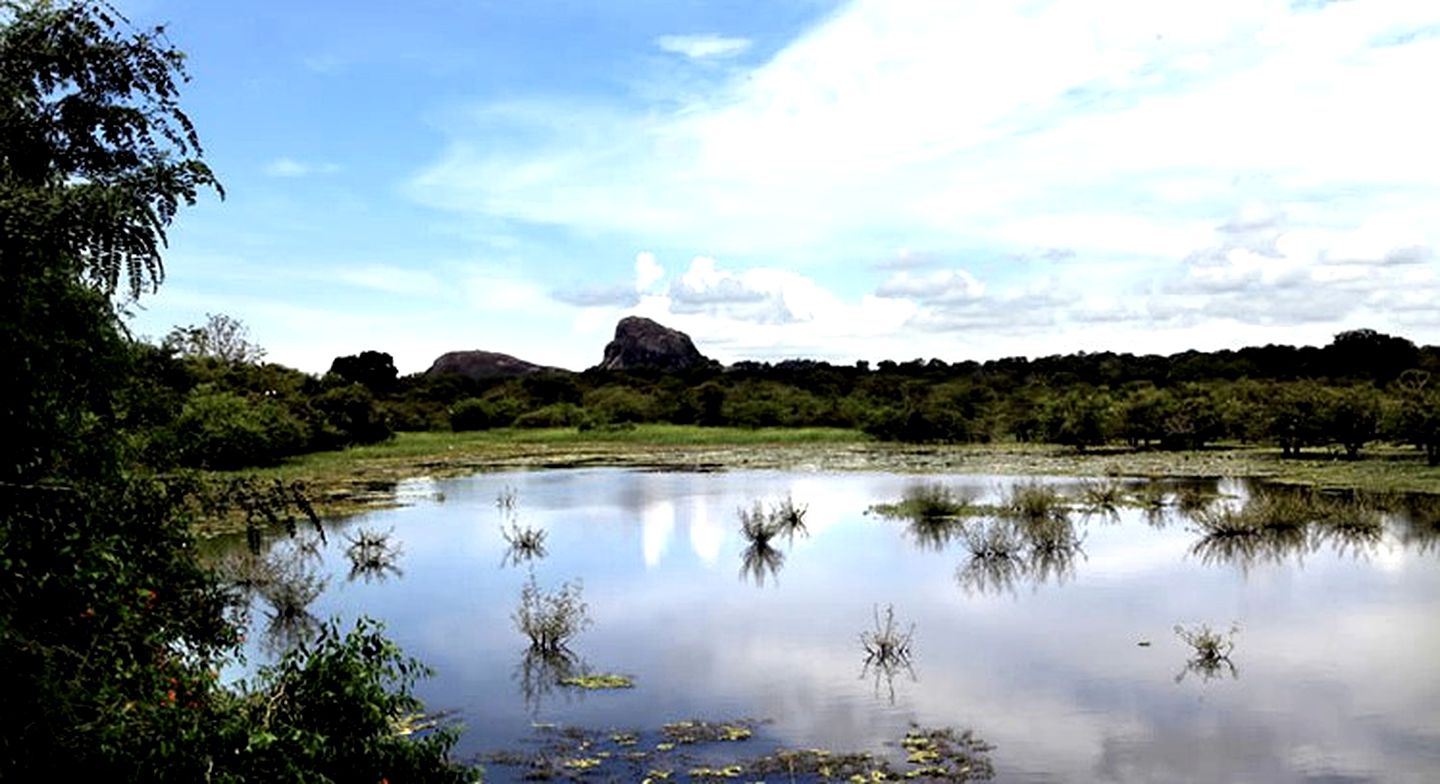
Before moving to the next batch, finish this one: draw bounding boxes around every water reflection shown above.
[514,648,584,717]
[955,517,1086,596]
[218,469,1440,782]
[739,539,785,586]
[343,526,404,582]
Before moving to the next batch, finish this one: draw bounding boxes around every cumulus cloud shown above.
[635,251,665,291]
[655,34,752,60]
[407,0,1440,356]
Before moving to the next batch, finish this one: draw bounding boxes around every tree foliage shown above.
[0,3,467,778]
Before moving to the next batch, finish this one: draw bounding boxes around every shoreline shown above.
[199,427,1440,534]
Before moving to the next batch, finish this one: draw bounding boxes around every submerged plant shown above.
[513,575,591,654]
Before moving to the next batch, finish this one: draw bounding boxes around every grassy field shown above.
[211,425,1440,530]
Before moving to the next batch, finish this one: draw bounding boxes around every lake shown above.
[224,468,1440,783]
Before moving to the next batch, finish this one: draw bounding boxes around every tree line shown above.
[128,322,1439,469]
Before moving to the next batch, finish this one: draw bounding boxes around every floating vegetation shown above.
[661,719,756,745]
[486,719,994,783]
[869,483,978,523]
[501,519,548,567]
[559,673,635,690]
[514,574,591,654]
[342,526,402,582]
[1174,622,1239,684]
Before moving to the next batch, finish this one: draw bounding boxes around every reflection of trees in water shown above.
[955,517,1085,596]
[739,539,785,586]
[905,515,960,551]
[514,648,584,717]
[257,551,327,657]
[1394,493,1440,555]
[214,533,329,656]
[1190,526,1314,574]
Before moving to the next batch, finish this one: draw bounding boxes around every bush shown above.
[449,397,511,431]
[514,575,591,654]
[312,382,392,447]
[172,388,309,469]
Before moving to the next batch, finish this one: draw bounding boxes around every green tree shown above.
[0,3,468,777]
[163,312,268,364]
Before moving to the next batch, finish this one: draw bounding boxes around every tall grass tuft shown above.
[1000,482,1068,525]
[501,520,548,566]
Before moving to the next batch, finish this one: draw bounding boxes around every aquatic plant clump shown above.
[1174,622,1240,683]
[343,526,403,581]
[860,604,915,668]
[513,575,592,654]
[500,520,548,565]
[559,673,635,690]
[1000,482,1069,525]
[869,483,978,522]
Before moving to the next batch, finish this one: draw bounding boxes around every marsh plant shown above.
[736,496,810,585]
[1000,482,1069,525]
[496,485,518,512]
[514,647,582,716]
[860,604,915,666]
[501,520,549,567]
[343,526,403,582]
[514,575,591,654]
[1079,479,1126,515]
[870,482,977,522]
[1174,622,1239,683]
[860,604,916,703]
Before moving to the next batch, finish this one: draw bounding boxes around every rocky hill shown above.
[424,350,556,380]
[594,316,715,372]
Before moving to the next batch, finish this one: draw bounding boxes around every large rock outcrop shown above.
[595,316,713,372]
[424,350,555,380]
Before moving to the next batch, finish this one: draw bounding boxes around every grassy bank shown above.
[209,426,1440,531]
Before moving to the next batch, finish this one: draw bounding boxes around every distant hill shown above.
[424,350,560,380]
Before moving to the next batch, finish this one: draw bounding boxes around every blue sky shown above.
[114,0,1440,373]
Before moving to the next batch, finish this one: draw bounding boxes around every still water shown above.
[230,469,1440,782]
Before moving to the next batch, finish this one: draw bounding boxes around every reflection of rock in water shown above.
[514,648,584,717]
[739,540,785,586]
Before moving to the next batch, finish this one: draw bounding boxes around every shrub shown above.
[450,397,510,431]
[172,388,309,469]
[514,576,591,654]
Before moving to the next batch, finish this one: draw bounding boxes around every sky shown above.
[110,0,1440,374]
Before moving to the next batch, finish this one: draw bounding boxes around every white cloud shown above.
[635,251,664,292]
[262,157,341,178]
[402,0,1440,358]
[655,34,752,60]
